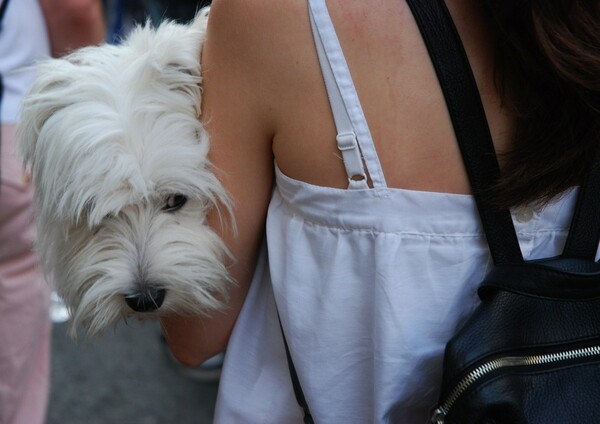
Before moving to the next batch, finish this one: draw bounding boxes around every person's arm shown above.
[161,0,278,366]
[39,0,105,57]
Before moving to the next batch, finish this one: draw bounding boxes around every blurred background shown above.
[48,320,219,424]
[104,0,212,43]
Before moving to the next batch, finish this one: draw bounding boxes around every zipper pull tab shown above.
[430,407,446,424]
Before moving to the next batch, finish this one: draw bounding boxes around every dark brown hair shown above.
[481,0,600,207]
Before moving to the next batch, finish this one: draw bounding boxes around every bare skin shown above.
[161,0,514,366]
[40,0,105,57]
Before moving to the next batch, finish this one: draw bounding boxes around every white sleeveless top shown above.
[0,0,51,124]
[214,1,578,422]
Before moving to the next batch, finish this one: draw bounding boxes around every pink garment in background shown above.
[0,124,51,424]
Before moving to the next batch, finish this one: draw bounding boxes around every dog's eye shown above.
[163,194,187,212]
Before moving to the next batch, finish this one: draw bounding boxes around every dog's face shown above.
[18,10,232,336]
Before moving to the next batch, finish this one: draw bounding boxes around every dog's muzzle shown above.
[125,287,166,312]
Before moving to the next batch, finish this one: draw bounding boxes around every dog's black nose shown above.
[125,287,166,312]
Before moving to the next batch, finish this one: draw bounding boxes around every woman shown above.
[162,0,600,422]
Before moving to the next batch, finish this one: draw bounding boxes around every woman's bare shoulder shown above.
[207,0,308,55]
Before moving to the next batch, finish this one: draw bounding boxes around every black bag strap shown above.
[278,314,314,424]
[406,0,600,264]
[0,0,10,29]
[405,0,523,265]
[562,146,600,259]
[0,0,9,186]
[0,0,9,111]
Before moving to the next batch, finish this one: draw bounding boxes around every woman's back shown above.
[200,1,580,422]
[204,0,511,194]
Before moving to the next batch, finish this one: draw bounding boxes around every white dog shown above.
[17,10,232,337]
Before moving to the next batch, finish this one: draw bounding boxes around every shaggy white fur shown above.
[17,9,232,337]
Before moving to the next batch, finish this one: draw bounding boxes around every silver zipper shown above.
[431,345,600,424]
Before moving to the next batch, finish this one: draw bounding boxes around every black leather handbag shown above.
[404,0,600,423]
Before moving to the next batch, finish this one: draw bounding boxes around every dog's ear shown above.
[169,8,210,70]
[152,9,210,117]
[16,59,78,169]
[191,6,210,34]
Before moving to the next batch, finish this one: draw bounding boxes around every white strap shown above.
[308,0,388,190]
[308,0,368,190]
